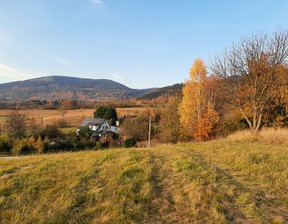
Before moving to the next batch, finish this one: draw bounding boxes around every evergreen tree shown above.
[94,106,118,125]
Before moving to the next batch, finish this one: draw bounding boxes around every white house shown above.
[77,118,119,138]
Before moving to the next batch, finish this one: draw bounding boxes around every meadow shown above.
[1,140,288,223]
[0,107,146,130]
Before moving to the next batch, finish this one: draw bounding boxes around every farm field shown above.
[0,107,146,128]
[1,140,288,223]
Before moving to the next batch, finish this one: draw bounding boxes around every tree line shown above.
[160,30,288,142]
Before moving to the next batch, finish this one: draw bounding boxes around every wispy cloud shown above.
[112,73,123,80]
[51,58,68,64]
[0,64,35,82]
[90,0,103,4]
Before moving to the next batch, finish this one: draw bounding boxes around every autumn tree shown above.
[5,110,27,139]
[179,58,219,141]
[212,30,288,134]
[120,108,151,141]
[60,100,78,110]
[262,65,288,127]
[28,116,38,130]
[35,137,44,153]
[160,96,181,143]
[193,103,219,141]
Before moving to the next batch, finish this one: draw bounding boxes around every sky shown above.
[0,0,287,89]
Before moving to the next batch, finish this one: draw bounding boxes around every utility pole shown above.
[148,115,151,147]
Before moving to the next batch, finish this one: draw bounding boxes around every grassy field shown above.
[0,107,146,128]
[1,140,288,223]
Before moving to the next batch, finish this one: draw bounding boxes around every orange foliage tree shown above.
[212,30,288,134]
[179,58,219,141]
[263,65,288,127]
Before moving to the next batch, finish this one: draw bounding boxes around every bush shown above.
[11,137,42,155]
[219,119,248,136]
[57,140,74,151]
[35,137,44,153]
[41,125,63,140]
[98,140,109,149]
[43,137,50,152]
[0,136,13,153]
[11,139,25,155]
[31,129,41,140]
[124,137,137,148]
[76,141,86,149]
[54,118,69,128]
[78,127,93,140]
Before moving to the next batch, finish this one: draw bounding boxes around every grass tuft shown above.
[227,127,288,144]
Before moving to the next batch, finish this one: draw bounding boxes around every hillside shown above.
[1,141,288,223]
[136,83,183,100]
[0,76,155,102]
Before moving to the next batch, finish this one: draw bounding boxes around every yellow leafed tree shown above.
[179,58,219,141]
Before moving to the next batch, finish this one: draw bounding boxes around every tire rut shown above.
[144,149,195,223]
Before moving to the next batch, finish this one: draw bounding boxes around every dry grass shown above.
[116,107,147,116]
[258,128,288,144]
[0,107,145,128]
[226,129,255,141]
[227,127,288,144]
[0,109,95,128]
[1,140,288,223]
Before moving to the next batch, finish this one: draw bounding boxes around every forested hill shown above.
[0,76,155,102]
[136,83,183,100]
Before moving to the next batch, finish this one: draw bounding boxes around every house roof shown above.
[79,118,105,127]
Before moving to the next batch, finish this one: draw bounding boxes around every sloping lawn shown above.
[1,141,288,223]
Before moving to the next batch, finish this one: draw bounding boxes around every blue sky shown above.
[0,0,287,89]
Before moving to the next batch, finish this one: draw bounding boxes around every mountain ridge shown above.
[0,76,156,102]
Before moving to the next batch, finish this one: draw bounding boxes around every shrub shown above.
[43,136,50,152]
[0,136,13,152]
[124,137,137,148]
[86,139,97,148]
[57,140,74,151]
[41,125,63,140]
[78,127,93,140]
[11,137,40,155]
[31,129,41,140]
[54,118,69,128]
[98,140,109,149]
[219,119,248,136]
[11,139,24,155]
[35,137,44,153]
[76,141,86,149]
